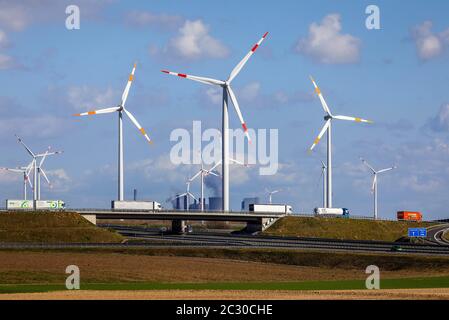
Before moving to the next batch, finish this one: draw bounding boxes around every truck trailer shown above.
[6,200,65,210]
[314,207,350,217]
[35,200,65,210]
[111,201,162,211]
[397,211,422,222]
[249,204,292,214]
[6,200,34,210]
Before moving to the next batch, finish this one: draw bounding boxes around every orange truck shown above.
[397,211,423,222]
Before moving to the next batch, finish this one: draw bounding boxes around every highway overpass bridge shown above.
[75,209,286,233]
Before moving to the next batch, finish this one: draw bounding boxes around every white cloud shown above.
[411,21,444,60]
[295,14,361,64]
[46,169,72,192]
[67,86,117,111]
[0,53,15,69]
[429,104,449,131]
[239,82,261,102]
[0,115,69,139]
[0,29,9,47]
[0,0,113,31]
[158,19,229,60]
[125,11,183,31]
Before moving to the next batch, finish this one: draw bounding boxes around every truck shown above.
[35,200,65,210]
[397,211,422,222]
[111,201,162,211]
[6,200,34,210]
[314,207,350,217]
[249,204,293,214]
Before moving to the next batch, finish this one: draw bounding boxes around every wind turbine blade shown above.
[121,63,137,108]
[371,174,377,193]
[123,109,152,144]
[229,158,248,167]
[228,32,269,83]
[40,168,51,186]
[209,161,221,172]
[227,86,251,142]
[309,77,332,115]
[189,170,202,182]
[15,135,35,158]
[333,115,373,123]
[38,151,49,167]
[377,167,396,174]
[0,167,23,173]
[187,192,196,200]
[161,70,224,86]
[309,119,331,152]
[360,157,376,174]
[73,107,120,117]
[205,170,220,177]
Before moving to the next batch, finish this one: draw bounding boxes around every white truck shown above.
[35,200,66,210]
[314,207,350,217]
[111,201,162,211]
[6,200,34,210]
[249,204,292,214]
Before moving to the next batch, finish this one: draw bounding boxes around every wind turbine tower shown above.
[360,157,396,220]
[308,77,373,208]
[162,32,268,211]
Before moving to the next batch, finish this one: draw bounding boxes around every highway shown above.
[94,224,449,255]
[426,224,449,245]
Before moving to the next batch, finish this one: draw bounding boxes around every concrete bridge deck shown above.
[75,209,286,233]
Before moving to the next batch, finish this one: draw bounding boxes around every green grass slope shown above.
[0,212,123,243]
[2,276,449,294]
[263,216,433,242]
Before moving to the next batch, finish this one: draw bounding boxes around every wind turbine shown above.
[162,32,268,211]
[360,157,396,220]
[15,135,62,201]
[0,161,34,200]
[170,180,197,211]
[189,161,220,212]
[74,63,152,201]
[308,77,373,208]
[265,188,281,204]
[320,160,327,208]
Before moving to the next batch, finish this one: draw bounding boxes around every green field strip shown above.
[1,276,449,294]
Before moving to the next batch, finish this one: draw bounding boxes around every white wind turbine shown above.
[265,188,281,204]
[15,135,62,201]
[170,180,197,211]
[308,77,373,208]
[188,162,220,212]
[189,157,249,211]
[319,160,327,208]
[162,32,268,211]
[74,63,152,201]
[0,161,34,200]
[360,157,396,220]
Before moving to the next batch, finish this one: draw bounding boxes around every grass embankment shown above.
[2,276,449,294]
[264,216,433,241]
[0,212,123,243]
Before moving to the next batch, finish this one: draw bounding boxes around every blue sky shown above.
[0,0,448,219]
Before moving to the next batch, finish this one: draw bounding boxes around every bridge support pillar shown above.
[172,220,186,234]
[81,214,97,226]
[246,218,275,233]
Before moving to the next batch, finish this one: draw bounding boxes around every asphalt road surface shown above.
[95,224,449,255]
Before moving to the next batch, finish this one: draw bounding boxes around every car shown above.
[390,245,403,252]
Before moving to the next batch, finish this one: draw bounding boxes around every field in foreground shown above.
[264,216,433,241]
[3,288,449,300]
[0,249,449,296]
[0,212,123,243]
